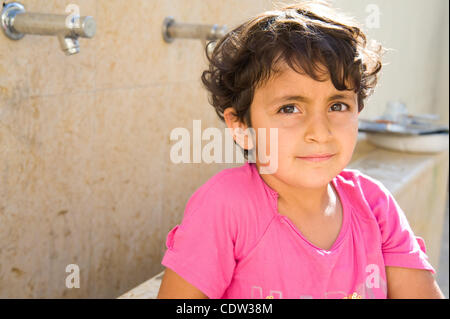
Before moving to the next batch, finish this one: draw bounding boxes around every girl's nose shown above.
[303,115,333,143]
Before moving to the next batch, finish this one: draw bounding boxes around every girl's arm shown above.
[157,268,209,299]
[386,266,445,299]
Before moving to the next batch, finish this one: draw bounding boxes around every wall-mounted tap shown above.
[1,2,96,55]
[162,16,228,55]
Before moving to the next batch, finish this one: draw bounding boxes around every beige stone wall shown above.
[0,0,448,299]
[0,0,272,298]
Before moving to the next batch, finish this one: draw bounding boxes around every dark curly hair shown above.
[201,0,385,133]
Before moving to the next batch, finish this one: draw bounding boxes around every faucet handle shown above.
[69,15,96,38]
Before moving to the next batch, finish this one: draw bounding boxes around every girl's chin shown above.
[274,163,342,183]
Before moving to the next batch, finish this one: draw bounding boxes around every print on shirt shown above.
[250,264,387,299]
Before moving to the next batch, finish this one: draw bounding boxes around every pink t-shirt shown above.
[161,162,435,299]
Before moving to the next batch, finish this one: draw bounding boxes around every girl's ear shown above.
[223,107,254,150]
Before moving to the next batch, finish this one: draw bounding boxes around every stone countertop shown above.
[350,132,447,196]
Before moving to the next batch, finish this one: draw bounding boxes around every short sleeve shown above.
[161,178,237,298]
[359,173,436,274]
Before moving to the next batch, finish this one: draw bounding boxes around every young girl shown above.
[157,1,444,299]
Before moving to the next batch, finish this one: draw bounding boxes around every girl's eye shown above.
[278,103,350,114]
[329,103,349,112]
[278,104,300,114]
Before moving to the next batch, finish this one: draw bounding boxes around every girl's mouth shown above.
[296,154,335,162]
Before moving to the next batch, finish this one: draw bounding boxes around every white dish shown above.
[366,132,449,154]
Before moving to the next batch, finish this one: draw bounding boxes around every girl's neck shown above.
[256,165,337,218]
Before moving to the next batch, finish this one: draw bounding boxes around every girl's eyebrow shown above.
[270,93,355,104]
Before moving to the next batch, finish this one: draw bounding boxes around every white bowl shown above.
[366,132,449,154]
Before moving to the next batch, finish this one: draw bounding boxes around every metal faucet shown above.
[162,16,228,55]
[1,2,96,55]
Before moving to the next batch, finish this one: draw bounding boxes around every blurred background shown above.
[0,0,448,298]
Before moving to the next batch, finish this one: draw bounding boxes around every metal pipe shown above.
[12,12,95,38]
[1,2,96,55]
[162,16,228,42]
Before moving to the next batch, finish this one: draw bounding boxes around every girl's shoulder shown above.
[336,168,388,197]
[338,168,391,202]
[188,163,258,205]
[183,162,275,231]
[336,168,398,222]
[180,163,274,260]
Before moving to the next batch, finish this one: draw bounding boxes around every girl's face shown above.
[249,62,360,189]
